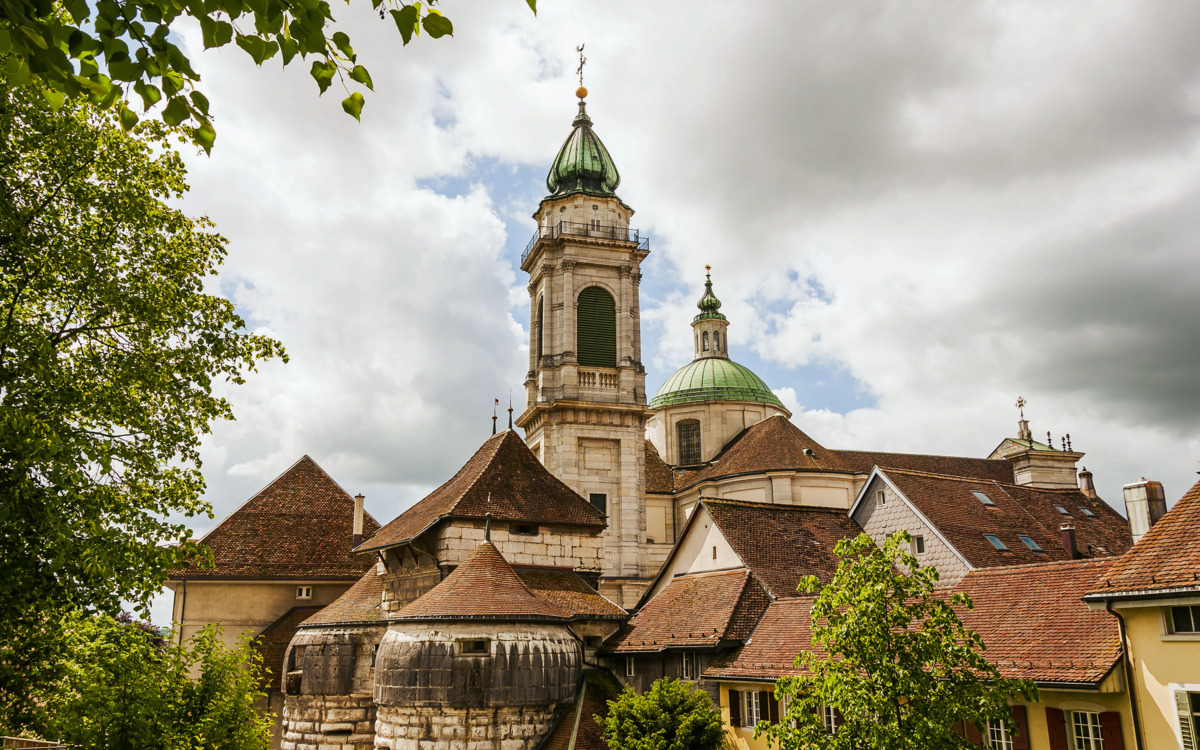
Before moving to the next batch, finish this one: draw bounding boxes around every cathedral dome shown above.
[545,100,621,198]
[649,357,784,410]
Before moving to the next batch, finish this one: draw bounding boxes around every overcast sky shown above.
[150,1,1200,621]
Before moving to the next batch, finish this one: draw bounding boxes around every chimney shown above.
[1017,418,1032,442]
[352,493,365,547]
[1060,522,1080,559]
[1123,478,1167,545]
[1078,467,1098,499]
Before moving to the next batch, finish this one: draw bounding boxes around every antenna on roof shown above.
[484,512,492,542]
[507,391,514,431]
[492,398,499,435]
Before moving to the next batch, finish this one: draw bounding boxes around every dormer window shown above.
[972,491,995,506]
[984,535,1008,551]
[296,586,312,600]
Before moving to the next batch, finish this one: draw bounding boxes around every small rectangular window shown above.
[984,534,1008,551]
[681,651,694,679]
[877,489,887,506]
[1017,535,1043,552]
[511,523,539,537]
[459,639,490,655]
[1055,504,1070,515]
[742,691,761,727]
[625,657,635,678]
[820,705,840,734]
[913,536,925,554]
[1070,711,1103,750]
[678,420,702,465]
[1080,507,1096,517]
[972,491,995,506]
[1170,605,1200,634]
[589,493,608,514]
[296,586,312,599]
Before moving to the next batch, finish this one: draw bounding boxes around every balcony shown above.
[522,221,649,265]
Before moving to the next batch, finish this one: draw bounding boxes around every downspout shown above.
[1106,599,1144,750]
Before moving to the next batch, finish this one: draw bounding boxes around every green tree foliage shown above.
[0,0,536,150]
[600,677,725,750]
[41,613,272,749]
[759,532,1038,750]
[0,71,283,729]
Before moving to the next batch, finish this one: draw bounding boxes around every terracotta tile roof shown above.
[538,670,622,750]
[834,449,1014,483]
[645,440,676,494]
[300,569,386,627]
[604,568,769,653]
[879,469,1130,570]
[361,431,605,552]
[255,606,323,691]
[954,558,1121,685]
[1087,479,1200,599]
[704,499,865,597]
[677,416,854,491]
[514,568,627,620]
[170,456,380,580]
[393,541,570,621]
[704,598,821,681]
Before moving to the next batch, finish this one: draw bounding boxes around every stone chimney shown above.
[1018,418,1032,442]
[352,493,365,547]
[1060,522,1079,559]
[1078,467,1098,499]
[1123,478,1167,545]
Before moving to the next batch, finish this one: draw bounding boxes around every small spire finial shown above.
[575,44,588,99]
[1015,396,1026,420]
[507,392,514,430]
[492,398,498,435]
[1047,431,1054,449]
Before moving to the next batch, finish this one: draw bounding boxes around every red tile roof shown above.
[645,440,676,494]
[834,449,1014,483]
[877,469,1130,570]
[954,559,1121,685]
[704,598,821,682]
[256,605,323,691]
[605,568,769,653]
[300,569,386,627]
[170,456,380,580]
[514,568,627,620]
[677,416,854,491]
[538,670,622,750]
[1087,479,1200,599]
[393,541,570,621]
[360,431,605,552]
[704,499,865,597]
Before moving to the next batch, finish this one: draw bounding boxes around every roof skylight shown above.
[1080,507,1095,518]
[1018,535,1043,552]
[972,491,996,506]
[984,534,1008,551]
[1054,505,1070,515]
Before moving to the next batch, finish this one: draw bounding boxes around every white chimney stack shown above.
[352,493,365,546]
[1123,478,1166,545]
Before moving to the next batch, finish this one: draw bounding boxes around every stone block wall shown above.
[280,693,376,750]
[373,705,561,750]
[434,521,604,572]
[285,625,384,697]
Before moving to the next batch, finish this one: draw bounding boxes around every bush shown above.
[600,677,724,750]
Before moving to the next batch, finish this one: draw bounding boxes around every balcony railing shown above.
[522,221,649,265]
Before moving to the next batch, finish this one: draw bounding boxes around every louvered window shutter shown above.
[1099,711,1124,750]
[1178,692,1196,750]
[1012,705,1031,750]
[1046,708,1068,750]
[576,287,616,367]
[964,721,983,746]
[729,689,742,727]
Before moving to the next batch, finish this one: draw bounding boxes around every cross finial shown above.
[576,44,587,86]
[1015,396,1026,419]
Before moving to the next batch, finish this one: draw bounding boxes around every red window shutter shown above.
[1011,705,1030,750]
[728,690,741,727]
[1100,711,1124,750]
[765,692,780,723]
[965,721,984,746]
[953,720,967,737]
[1046,708,1068,750]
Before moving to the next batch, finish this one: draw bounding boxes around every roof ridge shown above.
[834,447,1005,462]
[701,497,848,514]
[962,557,1115,575]
[449,430,512,513]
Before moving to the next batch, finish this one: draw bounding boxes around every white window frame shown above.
[682,651,694,680]
[742,690,761,728]
[985,718,1013,750]
[296,585,312,600]
[876,489,886,506]
[1069,710,1104,750]
[913,535,925,555]
[624,657,635,678]
[820,704,839,734]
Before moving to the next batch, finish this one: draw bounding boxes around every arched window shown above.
[713,331,721,352]
[677,420,702,465]
[702,331,710,351]
[535,296,544,362]
[577,287,617,367]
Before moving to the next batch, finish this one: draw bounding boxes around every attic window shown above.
[876,490,886,507]
[984,534,1008,551]
[459,639,490,655]
[296,586,312,600]
[1055,505,1070,515]
[912,536,925,555]
[972,491,995,507]
[511,524,539,537]
[1017,535,1043,552]
[1080,507,1096,518]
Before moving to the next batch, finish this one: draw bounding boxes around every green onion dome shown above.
[545,99,621,199]
[649,358,784,409]
[694,269,726,322]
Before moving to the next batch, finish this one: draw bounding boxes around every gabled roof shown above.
[256,605,323,690]
[705,498,865,597]
[645,440,676,494]
[300,569,386,628]
[538,670,622,750]
[869,469,1129,570]
[360,431,605,552]
[833,449,1015,484]
[954,559,1120,685]
[1086,478,1200,600]
[604,568,769,653]
[677,416,854,491]
[393,541,570,622]
[704,597,821,682]
[514,568,627,620]
[171,455,380,580]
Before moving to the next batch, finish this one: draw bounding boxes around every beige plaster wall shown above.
[1117,599,1200,750]
[170,580,351,649]
[644,506,742,601]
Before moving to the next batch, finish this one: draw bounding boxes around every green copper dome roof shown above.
[694,269,726,322]
[545,100,621,199]
[649,358,784,409]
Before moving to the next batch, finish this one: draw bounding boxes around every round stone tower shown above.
[373,539,581,750]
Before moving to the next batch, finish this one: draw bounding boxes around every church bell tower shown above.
[515,86,650,604]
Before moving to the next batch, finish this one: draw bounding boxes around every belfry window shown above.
[577,287,617,367]
[677,420,702,465]
[702,331,710,351]
[713,331,720,352]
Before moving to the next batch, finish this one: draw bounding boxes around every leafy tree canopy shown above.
[0,70,282,728]
[600,677,725,750]
[0,0,536,151]
[759,531,1038,750]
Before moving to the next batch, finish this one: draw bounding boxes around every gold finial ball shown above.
[576,86,588,99]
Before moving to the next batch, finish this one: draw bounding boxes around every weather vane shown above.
[1015,396,1026,420]
[576,44,587,87]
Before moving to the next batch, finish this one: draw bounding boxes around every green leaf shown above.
[200,16,233,48]
[194,120,217,153]
[108,59,142,82]
[331,31,353,60]
[309,59,335,94]
[190,91,211,115]
[118,103,139,129]
[162,95,189,125]
[62,0,90,23]
[162,70,184,95]
[278,35,300,65]
[341,91,363,121]
[389,5,418,45]
[526,0,536,14]
[348,64,372,91]
[42,88,66,111]
[134,81,163,108]
[236,33,272,64]
[421,11,452,38]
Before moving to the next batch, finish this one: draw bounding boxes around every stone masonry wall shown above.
[434,521,603,572]
[280,693,376,750]
[373,705,561,750]
[851,476,970,586]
